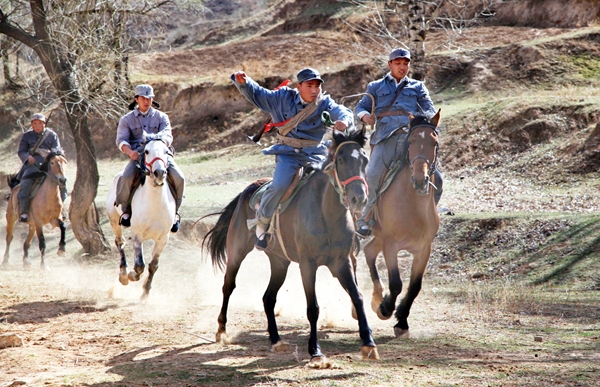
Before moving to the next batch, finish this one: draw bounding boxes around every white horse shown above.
[106,133,176,299]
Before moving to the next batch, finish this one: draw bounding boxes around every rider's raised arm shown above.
[231,73,285,116]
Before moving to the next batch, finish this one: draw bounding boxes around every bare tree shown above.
[343,0,500,81]
[0,0,194,255]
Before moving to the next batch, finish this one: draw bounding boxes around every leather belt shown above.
[276,134,320,149]
[377,109,412,118]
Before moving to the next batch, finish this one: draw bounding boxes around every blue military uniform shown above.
[232,69,353,242]
[355,56,443,233]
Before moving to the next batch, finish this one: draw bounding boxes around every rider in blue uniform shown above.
[232,68,354,250]
[354,48,443,237]
[114,84,185,232]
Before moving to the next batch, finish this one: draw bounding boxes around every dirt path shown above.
[1,221,598,386]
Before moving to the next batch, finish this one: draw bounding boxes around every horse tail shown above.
[5,174,19,200]
[202,178,269,271]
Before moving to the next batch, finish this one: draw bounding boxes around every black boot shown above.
[119,213,131,227]
[170,213,180,233]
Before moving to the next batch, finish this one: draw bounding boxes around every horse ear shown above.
[430,109,441,128]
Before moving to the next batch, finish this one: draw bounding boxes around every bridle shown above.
[46,154,67,188]
[141,139,169,175]
[407,124,439,191]
[326,141,369,208]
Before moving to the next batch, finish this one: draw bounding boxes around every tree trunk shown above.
[407,0,427,81]
[0,35,17,88]
[36,46,111,254]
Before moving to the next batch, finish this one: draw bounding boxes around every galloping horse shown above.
[106,133,176,299]
[3,151,68,270]
[365,112,441,337]
[203,129,379,363]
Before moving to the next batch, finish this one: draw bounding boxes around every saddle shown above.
[248,167,316,217]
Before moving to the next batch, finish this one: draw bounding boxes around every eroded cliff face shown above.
[493,0,600,28]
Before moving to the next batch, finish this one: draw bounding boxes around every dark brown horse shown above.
[2,151,68,270]
[203,129,380,364]
[365,112,441,337]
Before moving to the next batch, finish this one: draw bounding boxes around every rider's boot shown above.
[255,218,270,251]
[119,204,131,227]
[170,199,183,233]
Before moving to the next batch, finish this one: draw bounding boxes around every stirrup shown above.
[355,225,372,238]
[255,234,269,251]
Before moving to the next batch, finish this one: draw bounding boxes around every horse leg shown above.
[128,236,144,282]
[394,245,431,338]
[57,219,66,257]
[299,259,324,362]
[22,226,35,270]
[379,242,402,321]
[331,259,379,360]
[263,255,291,352]
[364,238,387,318]
[216,249,248,343]
[35,224,48,271]
[141,237,168,300]
[2,212,17,268]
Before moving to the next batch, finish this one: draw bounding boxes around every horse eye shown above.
[145,150,149,154]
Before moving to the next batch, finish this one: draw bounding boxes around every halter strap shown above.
[330,141,368,207]
[145,156,167,173]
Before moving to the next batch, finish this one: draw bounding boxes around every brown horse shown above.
[365,112,441,337]
[203,129,380,364]
[2,151,68,270]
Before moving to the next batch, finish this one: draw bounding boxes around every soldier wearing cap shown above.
[354,48,443,237]
[114,84,185,232]
[17,113,65,223]
[232,67,353,250]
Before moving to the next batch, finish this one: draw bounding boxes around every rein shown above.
[327,141,368,208]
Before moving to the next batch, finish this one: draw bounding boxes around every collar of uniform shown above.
[134,107,154,118]
[385,72,407,88]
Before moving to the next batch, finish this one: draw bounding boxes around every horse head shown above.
[141,133,170,187]
[45,150,68,188]
[325,127,369,216]
[406,110,440,196]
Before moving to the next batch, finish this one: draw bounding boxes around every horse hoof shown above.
[351,305,358,320]
[371,296,383,314]
[119,274,129,286]
[394,327,409,338]
[0,261,8,270]
[40,263,50,271]
[215,331,231,344]
[272,341,291,353]
[23,260,32,270]
[306,355,333,369]
[128,271,140,282]
[376,307,392,321]
[57,249,66,257]
[361,346,380,360]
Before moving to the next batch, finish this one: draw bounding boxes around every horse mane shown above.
[331,128,368,149]
[143,132,167,144]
